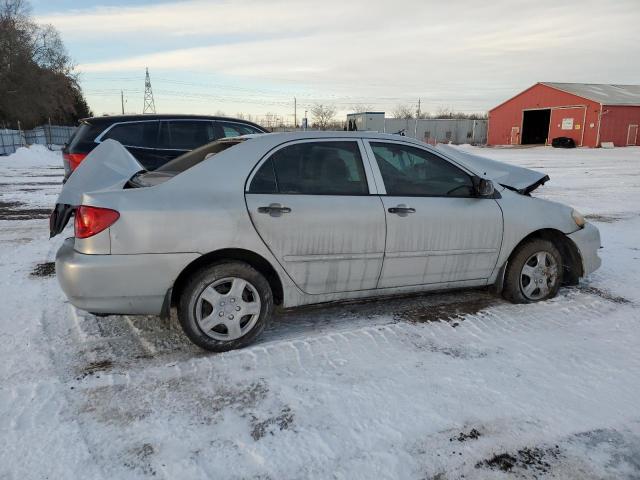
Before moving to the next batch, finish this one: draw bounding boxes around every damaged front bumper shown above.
[567,222,602,277]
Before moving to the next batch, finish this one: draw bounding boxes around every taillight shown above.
[74,206,120,239]
[64,152,87,172]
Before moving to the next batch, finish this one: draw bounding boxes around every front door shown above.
[245,139,385,294]
[364,140,503,288]
[510,126,520,145]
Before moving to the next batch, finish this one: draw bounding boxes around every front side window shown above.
[249,141,368,195]
[370,142,473,197]
[218,121,263,138]
[102,121,159,148]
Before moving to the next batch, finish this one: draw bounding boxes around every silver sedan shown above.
[51,132,601,351]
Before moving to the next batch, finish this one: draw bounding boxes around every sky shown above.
[32,0,640,122]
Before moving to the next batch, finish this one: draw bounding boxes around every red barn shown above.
[488,83,640,147]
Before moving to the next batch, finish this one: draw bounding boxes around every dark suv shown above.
[62,114,267,179]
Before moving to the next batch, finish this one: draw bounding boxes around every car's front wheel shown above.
[503,239,563,303]
[178,261,273,352]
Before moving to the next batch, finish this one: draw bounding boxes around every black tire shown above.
[178,261,273,352]
[503,239,563,304]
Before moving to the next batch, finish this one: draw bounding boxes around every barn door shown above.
[628,125,639,146]
[549,107,586,146]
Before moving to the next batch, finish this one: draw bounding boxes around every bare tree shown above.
[349,103,373,113]
[0,0,91,128]
[311,103,337,130]
[391,104,414,119]
[433,107,488,119]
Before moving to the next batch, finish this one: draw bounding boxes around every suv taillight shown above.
[64,152,87,172]
[74,206,120,239]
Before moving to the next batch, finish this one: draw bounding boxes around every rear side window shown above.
[249,141,368,195]
[218,121,263,137]
[102,121,159,148]
[160,120,217,150]
[248,158,278,193]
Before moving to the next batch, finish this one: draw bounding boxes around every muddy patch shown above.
[396,296,496,325]
[577,286,631,304]
[450,428,481,442]
[250,406,295,440]
[77,359,114,380]
[79,376,269,427]
[21,173,64,178]
[420,342,490,359]
[585,213,626,223]
[30,261,55,277]
[0,200,50,220]
[123,443,156,476]
[0,181,61,186]
[476,445,562,474]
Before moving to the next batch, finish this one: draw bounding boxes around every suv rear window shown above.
[67,122,102,151]
[102,121,159,148]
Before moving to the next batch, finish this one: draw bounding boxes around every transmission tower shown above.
[143,67,156,114]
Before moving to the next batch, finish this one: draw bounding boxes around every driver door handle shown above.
[388,205,416,215]
[258,203,292,216]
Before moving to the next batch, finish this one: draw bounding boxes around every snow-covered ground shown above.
[1,144,639,479]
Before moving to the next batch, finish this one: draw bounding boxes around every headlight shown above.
[571,209,586,228]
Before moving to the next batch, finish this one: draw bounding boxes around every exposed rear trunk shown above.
[50,140,144,237]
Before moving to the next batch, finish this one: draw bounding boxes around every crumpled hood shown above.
[436,144,549,194]
[50,139,144,237]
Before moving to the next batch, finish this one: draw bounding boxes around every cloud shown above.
[38,0,640,114]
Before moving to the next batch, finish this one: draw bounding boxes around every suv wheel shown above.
[503,239,563,303]
[178,261,273,351]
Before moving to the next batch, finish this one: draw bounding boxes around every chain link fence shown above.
[0,125,76,155]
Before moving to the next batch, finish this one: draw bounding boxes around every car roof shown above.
[81,114,266,130]
[236,130,429,148]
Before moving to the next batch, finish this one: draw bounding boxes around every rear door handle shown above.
[388,205,416,215]
[258,203,292,216]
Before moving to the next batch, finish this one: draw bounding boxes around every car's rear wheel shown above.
[178,261,273,351]
[503,239,563,303]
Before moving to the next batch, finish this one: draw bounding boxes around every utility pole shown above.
[294,97,297,129]
[121,90,125,114]
[143,67,156,114]
[415,98,421,138]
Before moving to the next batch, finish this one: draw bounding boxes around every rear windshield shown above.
[66,122,93,150]
[155,138,245,173]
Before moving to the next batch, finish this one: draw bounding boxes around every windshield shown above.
[155,138,246,173]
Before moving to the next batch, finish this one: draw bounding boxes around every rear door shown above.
[364,140,503,288]
[156,120,219,165]
[245,139,385,294]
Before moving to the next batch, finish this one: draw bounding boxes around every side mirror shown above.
[472,176,495,197]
